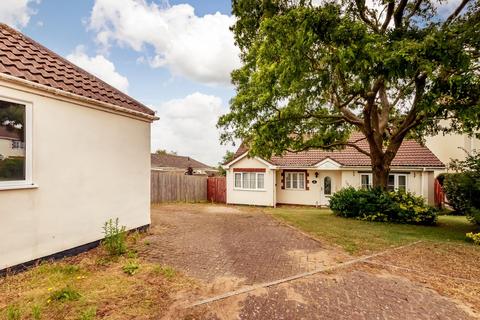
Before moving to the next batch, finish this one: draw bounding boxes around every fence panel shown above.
[207,177,227,204]
[151,171,208,204]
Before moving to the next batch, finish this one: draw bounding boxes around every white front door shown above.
[319,174,333,206]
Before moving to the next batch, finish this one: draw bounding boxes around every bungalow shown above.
[151,153,218,176]
[224,134,445,207]
[0,24,157,271]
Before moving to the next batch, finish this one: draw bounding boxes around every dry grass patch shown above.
[0,234,197,320]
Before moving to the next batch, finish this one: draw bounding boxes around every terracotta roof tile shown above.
[232,133,445,168]
[0,23,154,117]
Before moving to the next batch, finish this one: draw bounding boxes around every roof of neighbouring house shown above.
[0,23,155,118]
[0,125,21,140]
[230,133,445,168]
[151,153,217,171]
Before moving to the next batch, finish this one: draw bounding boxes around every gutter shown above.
[0,73,159,122]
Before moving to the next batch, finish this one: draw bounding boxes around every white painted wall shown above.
[226,157,275,207]
[0,81,152,270]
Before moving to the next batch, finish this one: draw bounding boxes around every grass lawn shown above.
[0,233,194,320]
[269,207,479,255]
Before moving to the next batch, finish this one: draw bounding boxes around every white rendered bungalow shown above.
[224,134,445,207]
[0,24,157,271]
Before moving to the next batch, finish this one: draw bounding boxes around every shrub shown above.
[122,261,139,276]
[330,187,437,225]
[49,286,81,302]
[102,218,127,256]
[466,232,480,245]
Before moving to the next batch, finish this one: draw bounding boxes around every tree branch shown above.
[444,0,471,26]
[354,0,379,32]
[286,137,371,157]
[405,0,424,21]
[393,0,408,29]
[381,1,395,32]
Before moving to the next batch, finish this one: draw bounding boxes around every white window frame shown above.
[0,95,34,190]
[233,171,266,191]
[359,173,407,191]
[285,171,306,190]
[360,173,372,189]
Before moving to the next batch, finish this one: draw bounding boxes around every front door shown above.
[319,174,333,206]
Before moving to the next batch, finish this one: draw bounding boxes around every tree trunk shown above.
[370,150,390,190]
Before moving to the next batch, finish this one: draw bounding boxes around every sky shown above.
[0,0,464,166]
[0,0,239,166]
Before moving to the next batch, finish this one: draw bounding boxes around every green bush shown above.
[442,153,480,225]
[466,232,480,245]
[102,218,127,256]
[330,187,437,225]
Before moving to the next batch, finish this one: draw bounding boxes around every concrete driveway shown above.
[139,204,477,320]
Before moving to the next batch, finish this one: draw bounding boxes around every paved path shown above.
[140,204,477,320]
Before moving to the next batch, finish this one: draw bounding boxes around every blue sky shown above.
[0,0,238,165]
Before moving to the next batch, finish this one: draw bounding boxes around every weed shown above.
[153,265,176,280]
[6,305,21,320]
[126,250,138,259]
[49,285,81,302]
[31,304,42,319]
[122,261,139,276]
[102,218,127,256]
[78,307,96,320]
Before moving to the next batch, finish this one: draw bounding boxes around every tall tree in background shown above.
[219,0,480,189]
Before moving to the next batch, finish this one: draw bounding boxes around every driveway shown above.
[140,204,477,320]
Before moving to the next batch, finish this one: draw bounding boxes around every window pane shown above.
[257,173,264,189]
[387,175,395,192]
[324,176,332,195]
[361,175,370,189]
[234,173,242,188]
[285,172,291,189]
[398,175,406,192]
[242,173,249,189]
[0,100,26,181]
[292,173,298,189]
[249,172,256,189]
[298,173,305,189]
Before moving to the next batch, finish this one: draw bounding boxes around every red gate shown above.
[434,178,445,208]
[207,177,226,203]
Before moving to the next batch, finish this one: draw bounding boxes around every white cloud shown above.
[88,0,241,86]
[151,92,230,166]
[66,45,129,92]
[0,0,39,28]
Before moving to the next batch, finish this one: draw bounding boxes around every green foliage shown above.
[466,232,480,245]
[0,157,25,180]
[49,286,81,302]
[78,307,96,320]
[153,265,177,280]
[221,1,480,188]
[443,152,480,225]
[217,150,236,176]
[31,305,42,320]
[6,305,21,320]
[122,261,139,276]
[102,218,127,256]
[330,187,437,225]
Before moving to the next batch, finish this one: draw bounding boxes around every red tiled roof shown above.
[0,23,155,117]
[151,153,215,170]
[232,133,445,168]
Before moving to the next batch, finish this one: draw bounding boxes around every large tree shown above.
[218,0,480,188]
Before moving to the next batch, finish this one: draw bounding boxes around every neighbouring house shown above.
[151,153,218,176]
[224,134,445,207]
[0,24,157,271]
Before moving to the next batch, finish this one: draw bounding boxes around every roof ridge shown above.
[0,23,154,116]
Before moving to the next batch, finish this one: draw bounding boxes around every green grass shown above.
[269,207,479,255]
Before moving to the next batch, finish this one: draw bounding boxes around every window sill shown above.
[0,183,38,191]
[284,188,307,191]
[233,188,266,192]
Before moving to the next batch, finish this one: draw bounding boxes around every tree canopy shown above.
[219,0,480,188]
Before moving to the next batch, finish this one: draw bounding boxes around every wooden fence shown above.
[151,171,207,204]
[207,177,226,203]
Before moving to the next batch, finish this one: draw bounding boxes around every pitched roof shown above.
[231,133,445,168]
[0,23,155,118]
[151,153,215,170]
